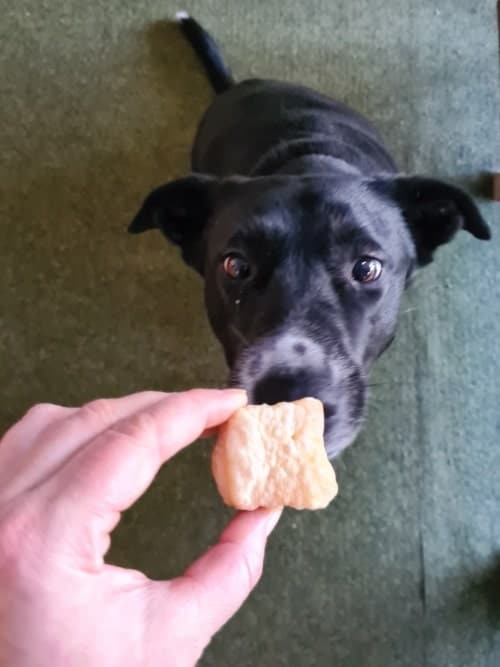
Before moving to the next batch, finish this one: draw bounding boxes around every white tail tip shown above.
[176,11,189,21]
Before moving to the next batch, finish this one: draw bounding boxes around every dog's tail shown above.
[176,11,234,94]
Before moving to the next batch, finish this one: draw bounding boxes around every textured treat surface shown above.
[212,398,338,510]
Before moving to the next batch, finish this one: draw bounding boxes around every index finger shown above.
[50,388,247,519]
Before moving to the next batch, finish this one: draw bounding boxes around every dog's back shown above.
[178,13,397,178]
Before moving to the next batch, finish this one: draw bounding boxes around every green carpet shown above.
[1,1,499,665]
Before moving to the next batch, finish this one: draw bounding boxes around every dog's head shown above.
[129,173,490,457]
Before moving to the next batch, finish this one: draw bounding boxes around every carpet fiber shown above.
[1,1,499,665]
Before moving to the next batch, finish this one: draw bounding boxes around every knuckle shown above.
[107,409,157,447]
[176,389,203,407]
[79,398,116,424]
[23,402,61,422]
[238,547,264,592]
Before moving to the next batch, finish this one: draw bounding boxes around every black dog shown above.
[129,13,490,458]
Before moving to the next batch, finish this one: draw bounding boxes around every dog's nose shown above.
[254,369,312,405]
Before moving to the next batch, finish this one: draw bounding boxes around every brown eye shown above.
[223,254,251,280]
[352,257,383,283]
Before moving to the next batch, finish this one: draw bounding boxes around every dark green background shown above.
[1,2,499,665]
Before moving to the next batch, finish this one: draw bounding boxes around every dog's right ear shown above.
[128,174,217,274]
[371,176,491,266]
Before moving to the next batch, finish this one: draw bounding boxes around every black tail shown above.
[176,12,234,94]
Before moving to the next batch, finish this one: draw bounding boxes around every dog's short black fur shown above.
[129,14,490,458]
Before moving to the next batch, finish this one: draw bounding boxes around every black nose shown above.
[254,369,312,405]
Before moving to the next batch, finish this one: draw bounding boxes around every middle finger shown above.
[0,391,171,502]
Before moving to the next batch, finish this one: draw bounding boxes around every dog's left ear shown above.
[373,176,491,265]
[128,174,218,274]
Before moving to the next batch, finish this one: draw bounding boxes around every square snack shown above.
[212,398,338,510]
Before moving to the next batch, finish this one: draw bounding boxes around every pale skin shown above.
[0,389,282,667]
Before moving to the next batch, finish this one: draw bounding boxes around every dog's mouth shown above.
[228,374,363,459]
[226,345,366,459]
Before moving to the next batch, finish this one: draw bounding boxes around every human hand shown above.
[0,389,282,667]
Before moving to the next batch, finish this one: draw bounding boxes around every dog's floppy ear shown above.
[128,174,217,274]
[373,176,491,265]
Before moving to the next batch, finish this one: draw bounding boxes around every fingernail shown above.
[263,508,283,536]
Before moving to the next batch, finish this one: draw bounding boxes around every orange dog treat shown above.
[212,398,338,510]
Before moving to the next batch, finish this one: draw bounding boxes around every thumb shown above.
[167,508,282,642]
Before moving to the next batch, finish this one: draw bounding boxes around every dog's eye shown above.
[352,257,383,283]
[223,254,251,280]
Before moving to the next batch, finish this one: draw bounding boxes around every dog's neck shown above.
[275,154,361,176]
[249,135,395,178]
[249,137,359,177]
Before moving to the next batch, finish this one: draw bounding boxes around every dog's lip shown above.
[323,403,337,419]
